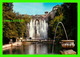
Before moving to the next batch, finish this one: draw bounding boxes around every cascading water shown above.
[27,19,48,39]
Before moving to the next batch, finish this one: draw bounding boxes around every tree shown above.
[48,6,64,39]
[3,3,31,44]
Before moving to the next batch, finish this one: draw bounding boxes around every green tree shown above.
[48,6,64,39]
[3,3,31,44]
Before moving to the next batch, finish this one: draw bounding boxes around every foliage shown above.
[48,6,64,39]
[3,3,31,44]
[48,3,77,40]
[62,3,77,40]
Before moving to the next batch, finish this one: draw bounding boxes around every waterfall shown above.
[27,19,48,39]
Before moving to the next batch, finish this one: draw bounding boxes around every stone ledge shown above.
[60,49,76,54]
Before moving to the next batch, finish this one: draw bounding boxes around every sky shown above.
[13,3,63,15]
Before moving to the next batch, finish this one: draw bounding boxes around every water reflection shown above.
[3,42,60,54]
[23,43,50,54]
[27,43,48,54]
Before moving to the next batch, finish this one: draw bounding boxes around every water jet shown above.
[53,22,75,48]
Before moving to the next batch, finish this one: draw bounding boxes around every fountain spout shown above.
[54,22,68,41]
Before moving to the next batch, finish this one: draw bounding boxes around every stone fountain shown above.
[54,22,75,48]
[53,22,76,54]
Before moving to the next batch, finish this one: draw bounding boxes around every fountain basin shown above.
[61,40,75,48]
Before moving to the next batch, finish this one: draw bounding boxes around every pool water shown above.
[3,42,61,54]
